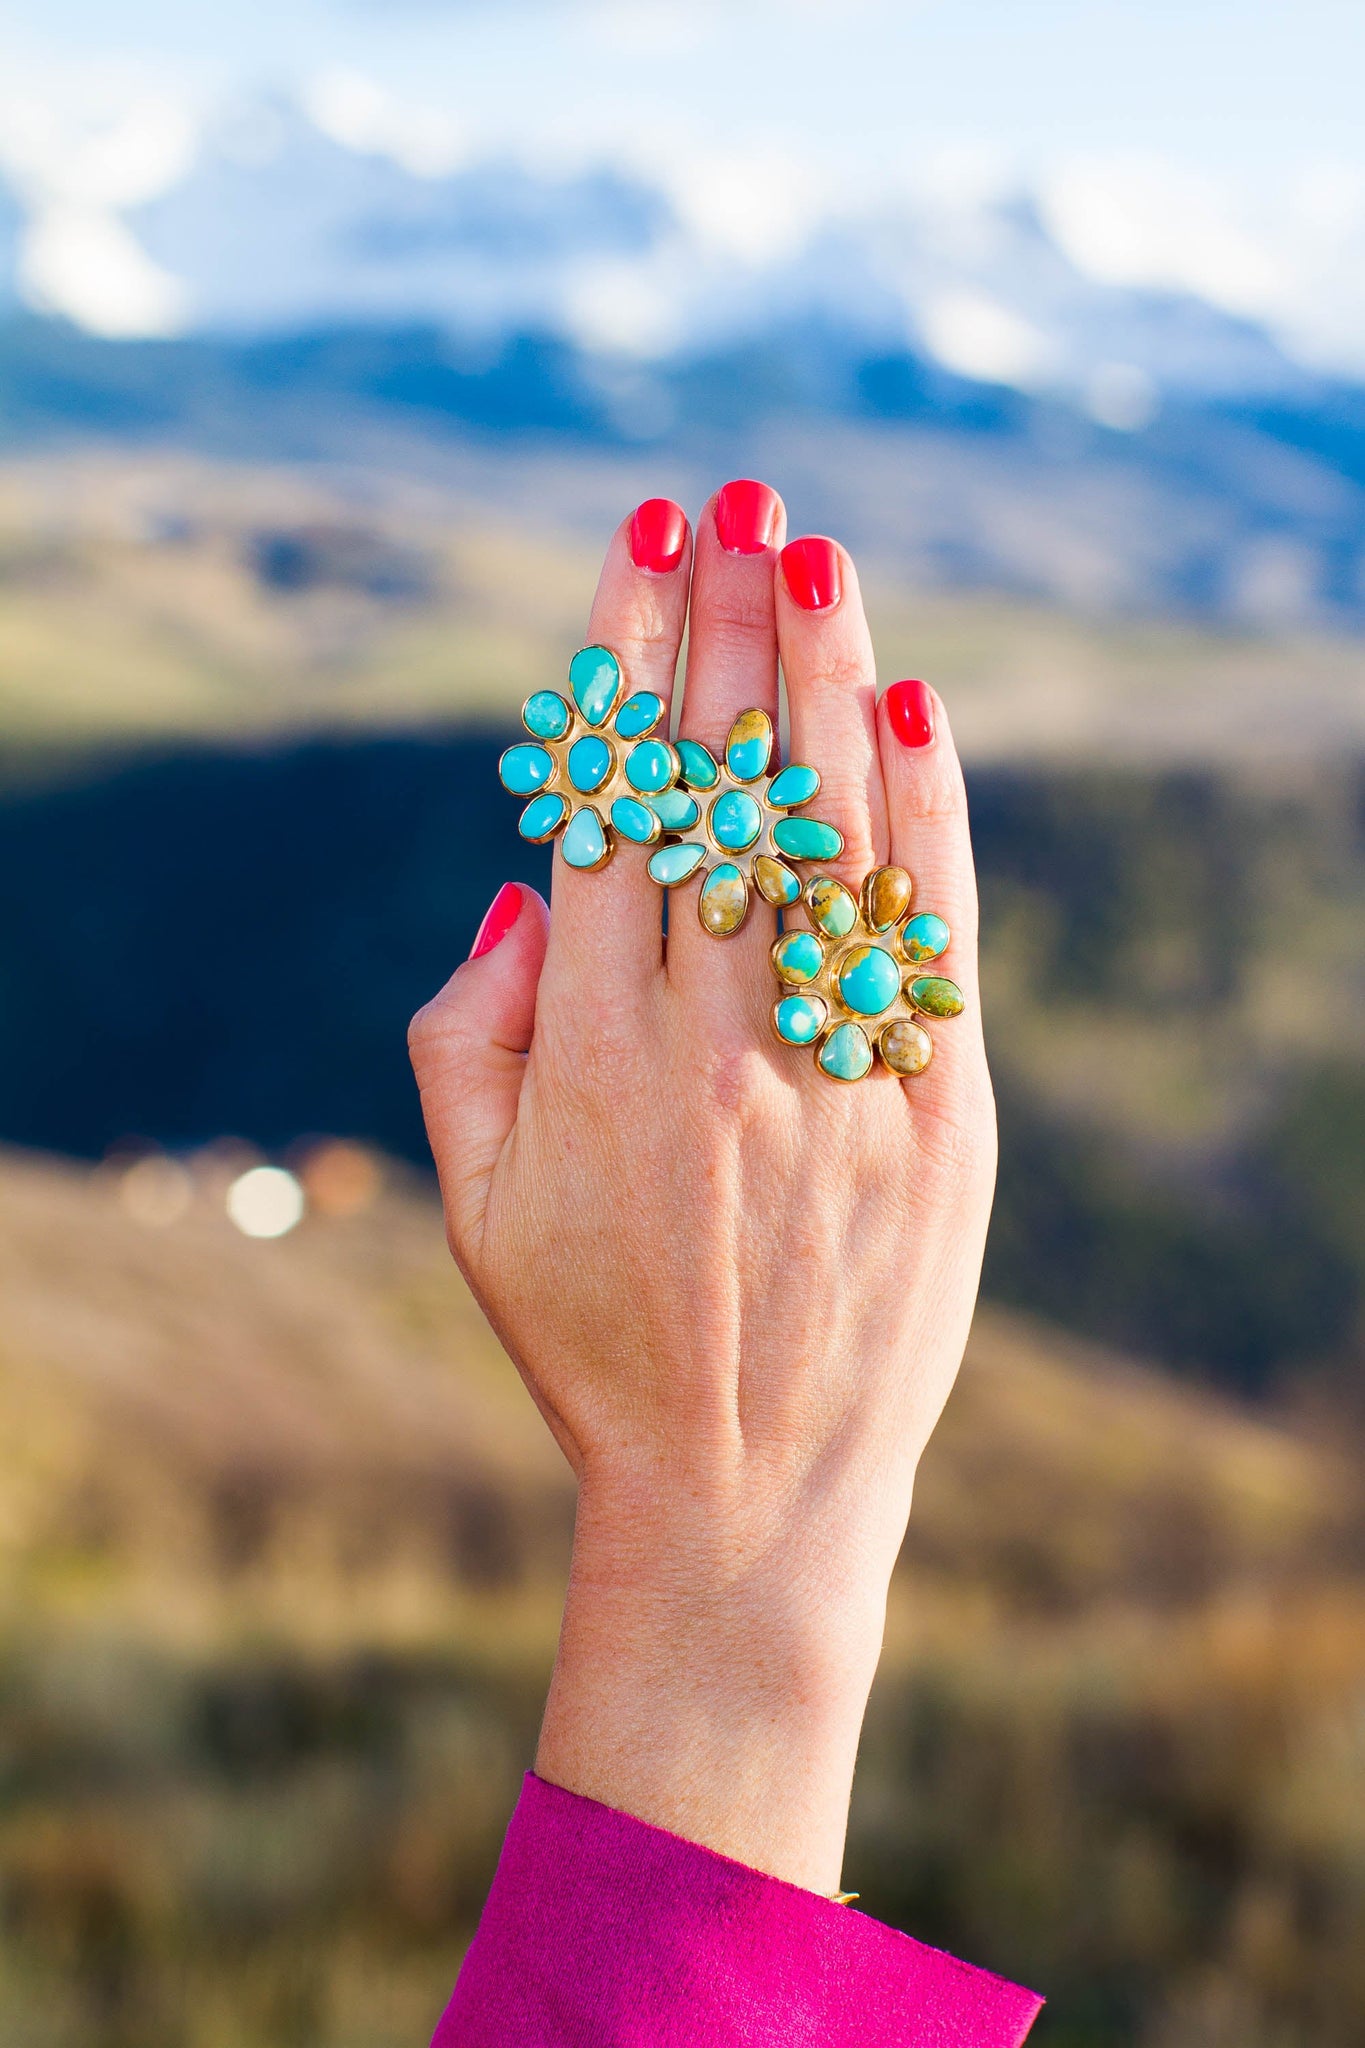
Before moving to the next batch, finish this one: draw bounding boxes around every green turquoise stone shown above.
[499,743,554,796]
[818,1022,873,1082]
[569,645,621,727]
[519,792,567,841]
[614,691,666,739]
[766,763,820,809]
[647,790,700,832]
[775,994,827,1044]
[567,735,613,792]
[625,739,676,794]
[837,944,901,1018]
[725,709,773,783]
[709,789,762,850]
[808,877,858,938]
[910,976,965,1019]
[676,740,719,790]
[647,842,707,887]
[772,816,843,862]
[772,930,825,985]
[901,913,950,965]
[523,690,571,740]
[561,806,609,869]
[610,796,659,844]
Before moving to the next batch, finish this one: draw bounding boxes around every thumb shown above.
[408,881,550,1260]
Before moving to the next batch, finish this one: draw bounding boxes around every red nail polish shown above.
[781,535,842,611]
[885,679,936,749]
[469,882,523,959]
[629,498,687,573]
[715,478,779,555]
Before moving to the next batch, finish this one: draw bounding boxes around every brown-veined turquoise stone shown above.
[772,816,843,862]
[774,994,827,1045]
[625,739,678,794]
[909,975,965,1018]
[647,789,700,832]
[561,805,610,870]
[818,1022,873,1082]
[837,944,901,1018]
[519,792,567,842]
[499,743,554,795]
[772,930,825,985]
[699,863,749,936]
[567,734,613,792]
[676,739,720,790]
[614,690,666,739]
[879,1018,933,1077]
[766,763,820,809]
[863,865,913,933]
[808,877,857,938]
[709,788,763,851]
[569,645,621,726]
[725,709,773,782]
[753,855,801,907]
[523,690,571,740]
[610,796,660,844]
[900,913,950,965]
[647,842,707,887]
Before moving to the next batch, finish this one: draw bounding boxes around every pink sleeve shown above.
[432,1773,1042,2047]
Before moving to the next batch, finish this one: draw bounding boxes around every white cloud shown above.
[302,64,466,177]
[19,203,188,335]
[918,287,1058,390]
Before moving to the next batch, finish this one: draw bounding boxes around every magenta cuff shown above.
[433,1773,1042,2046]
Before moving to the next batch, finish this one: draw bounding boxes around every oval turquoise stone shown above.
[772,930,825,985]
[614,691,666,739]
[818,1022,873,1082]
[837,944,901,1018]
[523,690,571,740]
[519,792,567,842]
[561,806,609,869]
[772,817,844,862]
[567,735,613,792]
[499,743,554,795]
[610,796,659,844]
[709,789,762,850]
[775,994,827,1045]
[725,710,773,783]
[766,763,820,809]
[647,842,707,887]
[647,790,700,832]
[625,740,676,794]
[676,740,719,790]
[910,975,965,1019]
[569,644,621,726]
[901,913,950,965]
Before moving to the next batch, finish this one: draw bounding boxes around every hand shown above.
[409,484,996,1893]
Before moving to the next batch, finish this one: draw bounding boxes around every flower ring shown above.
[770,864,965,1081]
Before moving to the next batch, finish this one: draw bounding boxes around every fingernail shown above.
[629,498,687,573]
[885,679,936,749]
[715,477,779,555]
[469,882,523,959]
[781,535,842,611]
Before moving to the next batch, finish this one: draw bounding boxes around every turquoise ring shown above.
[771,865,965,1081]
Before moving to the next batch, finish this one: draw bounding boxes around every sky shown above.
[0,0,1361,369]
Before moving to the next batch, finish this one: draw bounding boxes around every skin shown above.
[409,487,996,1895]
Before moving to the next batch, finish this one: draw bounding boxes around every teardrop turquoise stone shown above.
[569,645,621,727]
[775,994,827,1045]
[519,792,567,841]
[766,763,820,809]
[772,930,825,985]
[499,743,554,795]
[614,691,666,739]
[561,806,609,869]
[625,740,676,794]
[901,913,950,965]
[772,817,844,862]
[676,740,719,790]
[837,944,901,1018]
[818,1022,873,1082]
[647,790,700,832]
[568,735,613,792]
[709,789,762,850]
[647,842,706,886]
[523,690,571,740]
[610,796,659,844]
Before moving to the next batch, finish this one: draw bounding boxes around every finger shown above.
[408,882,550,1265]
[539,499,691,1016]
[667,479,787,1001]
[876,680,990,1116]
[778,537,887,889]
